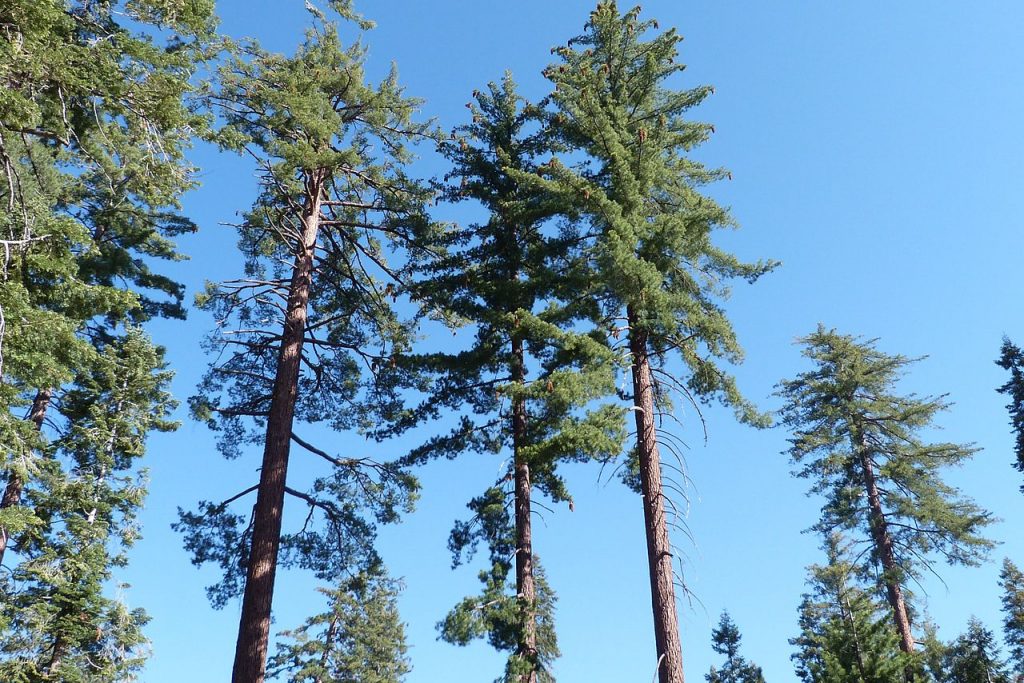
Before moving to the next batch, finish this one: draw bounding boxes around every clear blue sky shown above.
[129,1,1024,680]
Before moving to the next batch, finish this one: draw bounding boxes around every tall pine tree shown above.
[383,75,624,683]
[778,327,993,678]
[535,4,775,680]
[1,0,214,676]
[177,9,434,681]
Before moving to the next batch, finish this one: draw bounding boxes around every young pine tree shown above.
[778,328,994,674]
[943,619,1011,683]
[790,534,910,683]
[178,11,433,682]
[705,612,766,683]
[537,4,775,681]
[267,568,410,683]
[384,75,624,682]
[1000,558,1024,681]
[996,338,1024,494]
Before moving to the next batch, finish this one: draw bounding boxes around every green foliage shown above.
[268,568,410,683]
[1000,558,1024,678]
[379,74,624,680]
[537,0,776,426]
[777,327,994,590]
[790,535,911,683]
[177,8,431,606]
[0,0,213,677]
[706,611,766,683]
[0,330,175,681]
[996,338,1024,493]
[942,618,1011,683]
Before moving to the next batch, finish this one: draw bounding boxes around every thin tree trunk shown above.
[511,333,537,683]
[628,310,685,683]
[0,387,51,566]
[232,172,325,683]
[854,431,915,682]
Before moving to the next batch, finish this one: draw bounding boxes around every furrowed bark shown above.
[854,430,915,682]
[628,310,685,683]
[231,171,325,683]
[0,387,51,566]
[511,333,537,683]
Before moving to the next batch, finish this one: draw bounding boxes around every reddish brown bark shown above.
[231,172,325,683]
[855,431,915,681]
[511,334,537,683]
[0,387,52,566]
[628,311,685,683]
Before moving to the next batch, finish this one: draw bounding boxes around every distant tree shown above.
[778,327,994,675]
[383,74,623,683]
[1000,559,1024,680]
[791,535,909,683]
[943,618,1010,683]
[267,568,410,683]
[705,612,766,683]
[996,338,1024,493]
[175,10,434,682]
[537,4,776,681]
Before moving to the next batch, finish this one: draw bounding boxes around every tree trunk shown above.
[231,172,325,683]
[511,333,537,683]
[628,310,685,683]
[0,387,52,566]
[855,432,915,681]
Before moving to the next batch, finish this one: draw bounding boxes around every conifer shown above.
[176,8,434,681]
[268,568,410,683]
[996,338,1024,493]
[778,327,994,679]
[706,612,766,683]
[943,619,1011,683]
[536,4,775,680]
[1000,558,1024,680]
[383,74,624,682]
[790,535,910,683]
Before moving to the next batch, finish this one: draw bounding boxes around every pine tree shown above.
[943,619,1011,683]
[996,338,1024,493]
[379,74,624,683]
[790,535,910,683]
[176,9,434,681]
[536,4,775,681]
[778,327,994,677]
[1,0,214,677]
[705,612,766,683]
[1000,559,1024,681]
[267,568,410,683]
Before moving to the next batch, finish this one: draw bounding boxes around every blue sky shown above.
[127,1,1024,680]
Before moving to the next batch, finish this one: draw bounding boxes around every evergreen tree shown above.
[996,338,1024,493]
[379,75,624,682]
[778,327,994,676]
[536,4,775,681]
[790,535,909,683]
[267,568,410,683]
[1000,559,1024,680]
[943,619,1010,683]
[176,9,434,681]
[1,0,214,677]
[705,611,766,683]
